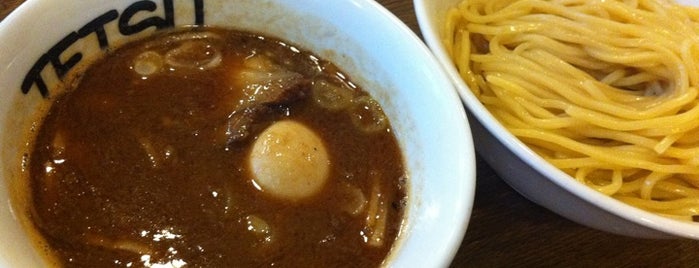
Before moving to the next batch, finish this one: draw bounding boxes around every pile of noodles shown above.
[445,0,699,221]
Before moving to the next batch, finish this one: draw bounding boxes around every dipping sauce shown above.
[27,27,407,267]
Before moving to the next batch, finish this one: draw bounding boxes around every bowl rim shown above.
[352,1,476,266]
[413,0,699,240]
[0,0,477,266]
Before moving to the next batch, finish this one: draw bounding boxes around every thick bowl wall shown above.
[0,0,476,266]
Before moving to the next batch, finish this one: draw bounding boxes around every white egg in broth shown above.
[249,120,330,201]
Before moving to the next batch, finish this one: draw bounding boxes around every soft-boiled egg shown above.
[249,120,330,201]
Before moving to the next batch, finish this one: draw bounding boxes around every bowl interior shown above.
[0,0,476,266]
[413,0,699,239]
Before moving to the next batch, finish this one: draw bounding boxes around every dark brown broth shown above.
[27,27,406,267]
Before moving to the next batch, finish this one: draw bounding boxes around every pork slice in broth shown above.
[224,55,311,145]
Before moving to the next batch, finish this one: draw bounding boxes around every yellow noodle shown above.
[445,0,699,221]
[655,180,699,198]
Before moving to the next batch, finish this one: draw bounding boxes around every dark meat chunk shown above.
[225,75,311,145]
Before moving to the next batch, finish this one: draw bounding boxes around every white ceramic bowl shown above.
[0,0,476,266]
[415,0,699,239]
